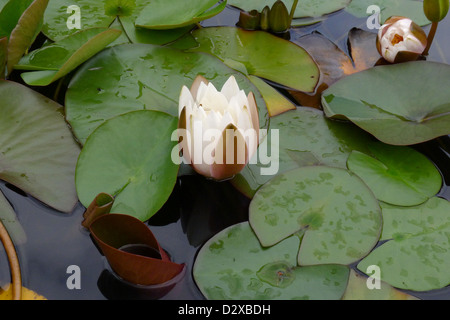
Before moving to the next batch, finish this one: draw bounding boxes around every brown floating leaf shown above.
[89,213,184,286]
[81,192,114,229]
[290,28,381,109]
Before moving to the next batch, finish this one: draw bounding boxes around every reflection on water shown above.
[1,5,450,300]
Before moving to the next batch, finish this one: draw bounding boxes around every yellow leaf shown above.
[0,284,47,300]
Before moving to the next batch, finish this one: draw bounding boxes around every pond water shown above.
[1,4,450,300]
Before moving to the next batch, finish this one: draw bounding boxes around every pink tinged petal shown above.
[211,123,249,181]
[220,75,241,101]
[196,81,211,104]
[190,75,209,101]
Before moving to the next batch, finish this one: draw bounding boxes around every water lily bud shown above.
[237,9,261,30]
[423,0,449,22]
[260,6,271,31]
[376,16,428,63]
[178,75,259,181]
[269,0,291,33]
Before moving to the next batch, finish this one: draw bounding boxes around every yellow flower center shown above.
[391,34,404,45]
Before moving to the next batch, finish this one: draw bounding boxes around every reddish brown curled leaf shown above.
[81,192,114,229]
[89,213,184,286]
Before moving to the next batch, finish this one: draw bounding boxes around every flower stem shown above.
[423,21,438,56]
[0,220,22,300]
[289,0,299,25]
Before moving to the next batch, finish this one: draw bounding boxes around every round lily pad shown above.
[347,142,442,206]
[135,0,226,29]
[249,166,382,266]
[42,0,194,44]
[230,107,376,198]
[358,197,450,291]
[321,61,450,146]
[75,110,179,222]
[193,222,350,300]
[66,43,268,145]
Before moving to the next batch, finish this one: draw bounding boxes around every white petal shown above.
[179,86,194,116]
[221,76,241,101]
[199,87,229,114]
[196,81,212,103]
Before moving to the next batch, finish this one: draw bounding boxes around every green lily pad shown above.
[249,166,382,266]
[346,0,431,26]
[228,0,351,19]
[16,27,121,86]
[347,143,442,206]
[42,0,193,44]
[135,0,226,30]
[322,61,450,146]
[230,107,375,198]
[65,43,268,145]
[0,80,80,213]
[358,197,450,291]
[193,222,350,300]
[190,26,319,92]
[75,110,180,222]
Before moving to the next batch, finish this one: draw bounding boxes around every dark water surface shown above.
[1,5,450,300]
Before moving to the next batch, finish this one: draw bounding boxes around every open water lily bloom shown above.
[178,75,259,181]
[377,16,428,63]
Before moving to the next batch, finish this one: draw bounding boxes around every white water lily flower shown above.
[377,16,428,63]
[177,75,259,180]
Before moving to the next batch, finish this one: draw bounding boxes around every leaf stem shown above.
[423,21,438,56]
[0,220,22,300]
[289,0,299,25]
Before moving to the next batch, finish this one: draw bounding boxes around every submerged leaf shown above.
[0,190,26,245]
